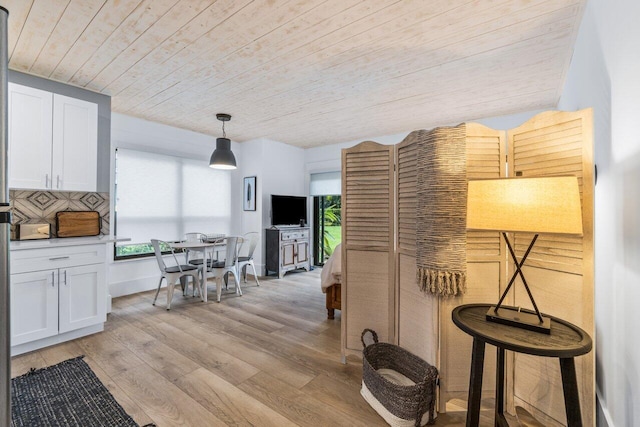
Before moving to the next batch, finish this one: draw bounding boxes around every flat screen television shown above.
[271,195,307,226]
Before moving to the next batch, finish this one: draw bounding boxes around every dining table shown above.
[171,239,224,303]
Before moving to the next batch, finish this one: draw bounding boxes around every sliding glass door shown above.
[313,195,341,266]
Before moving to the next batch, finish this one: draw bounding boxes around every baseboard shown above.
[109,266,267,299]
[11,324,104,356]
[597,388,615,427]
[109,276,157,298]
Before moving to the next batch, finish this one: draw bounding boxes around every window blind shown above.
[309,171,341,196]
[115,148,231,246]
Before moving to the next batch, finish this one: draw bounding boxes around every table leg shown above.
[495,347,508,427]
[201,247,208,303]
[559,357,582,427]
[466,337,485,427]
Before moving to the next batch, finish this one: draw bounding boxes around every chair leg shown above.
[192,272,202,300]
[233,269,243,296]
[153,276,163,305]
[197,267,204,296]
[216,277,222,303]
[242,265,248,283]
[249,261,260,286]
[166,281,175,310]
[180,276,188,296]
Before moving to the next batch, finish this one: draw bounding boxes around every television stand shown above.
[265,227,310,278]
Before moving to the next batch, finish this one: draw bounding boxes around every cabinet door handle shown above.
[63,270,67,285]
[50,271,55,287]
[56,175,60,189]
[49,256,70,261]
[45,173,50,188]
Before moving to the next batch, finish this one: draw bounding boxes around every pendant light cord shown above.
[222,121,226,138]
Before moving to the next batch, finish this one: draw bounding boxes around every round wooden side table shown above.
[452,303,592,427]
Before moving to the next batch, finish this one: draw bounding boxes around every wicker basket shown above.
[360,329,438,427]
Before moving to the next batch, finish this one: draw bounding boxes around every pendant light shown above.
[209,113,237,169]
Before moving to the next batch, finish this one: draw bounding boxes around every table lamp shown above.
[466,176,583,333]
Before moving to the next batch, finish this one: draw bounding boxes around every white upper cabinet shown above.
[8,82,98,191]
[52,94,98,191]
[8,83,53,190]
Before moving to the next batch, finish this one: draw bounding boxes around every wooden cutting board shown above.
[56,211,101,238]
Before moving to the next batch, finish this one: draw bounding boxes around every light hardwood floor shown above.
[11,268,529,426]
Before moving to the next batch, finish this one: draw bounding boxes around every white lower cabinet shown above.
[10,269,58,346]
[58,264,106,333]
[10,244,107,354]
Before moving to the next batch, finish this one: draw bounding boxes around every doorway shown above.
[313,195,341,266]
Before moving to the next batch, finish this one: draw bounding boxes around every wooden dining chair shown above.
[151,239,200,310]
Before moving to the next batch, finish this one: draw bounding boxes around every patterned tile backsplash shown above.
[10,190,110,239]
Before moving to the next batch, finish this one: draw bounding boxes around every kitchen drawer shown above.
[281,229,309,241]
[11,244,106,274]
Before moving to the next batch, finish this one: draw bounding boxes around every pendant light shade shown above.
[209,137,237,169]
[209,113,237,169]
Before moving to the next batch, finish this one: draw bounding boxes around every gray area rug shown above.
[11,356,147,427]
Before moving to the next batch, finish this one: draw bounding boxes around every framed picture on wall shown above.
[243,176,257,211]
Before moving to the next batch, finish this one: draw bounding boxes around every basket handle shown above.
[360,329,379,348]
[415,370,439,426]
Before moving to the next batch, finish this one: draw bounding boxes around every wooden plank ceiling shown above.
[1,0,586,148]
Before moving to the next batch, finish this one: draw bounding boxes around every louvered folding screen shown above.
[508,109,594,426]
[396,132,438,365]
[340,111,593,424]
[341,142,395,358]
[436,123,507,407]
[395,124,506,410]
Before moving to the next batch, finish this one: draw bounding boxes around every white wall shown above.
[109,113,243,297]
[558,1,640,426]
[238,138,264,266]
[238,138,305,274]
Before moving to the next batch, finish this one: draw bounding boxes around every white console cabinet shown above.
[10,243,106,355]
[8,82,98,191]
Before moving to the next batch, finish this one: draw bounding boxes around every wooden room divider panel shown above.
[508,109,594,426]
[436,123,507,409]
[394,124,506,410]
[396,132,439,367]
[341,142,395,359]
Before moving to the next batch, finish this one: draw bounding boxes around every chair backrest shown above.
[240,232,259,259]
[151,239,181,272]
[151,239,167,271]
[223,236,239,268]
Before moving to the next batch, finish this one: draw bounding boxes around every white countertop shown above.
[10,235,131,250]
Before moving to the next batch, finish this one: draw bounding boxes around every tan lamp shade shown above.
[466,176,583,235]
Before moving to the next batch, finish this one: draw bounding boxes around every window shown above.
[114,148,232,259]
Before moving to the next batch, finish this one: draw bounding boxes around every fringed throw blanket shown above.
[416,124,467,296]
